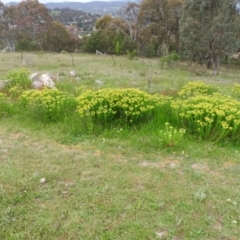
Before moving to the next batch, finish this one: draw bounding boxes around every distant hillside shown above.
[45,1,128,15]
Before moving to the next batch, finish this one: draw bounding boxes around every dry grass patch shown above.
[1,126,240,239]
[1,52,240,239]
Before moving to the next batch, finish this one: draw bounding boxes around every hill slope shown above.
[45,1,128,14]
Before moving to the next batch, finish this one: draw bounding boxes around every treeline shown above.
[0,0,240,70]
[0,0,80,53]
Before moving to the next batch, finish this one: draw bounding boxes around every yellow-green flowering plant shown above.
[231,83,240,99]
[178,81,219,99]
[20,89,77,122]
[76,88,163,127]
[171,93,240,142]
[8,84,25,100]
[159,122,186,147]
[5,68,31,91]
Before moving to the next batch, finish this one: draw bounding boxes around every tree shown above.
[180,0,240,73]
[138,0,182,54]
[14,0,53,50]
[95,14,112,30]
[119,2,140,43]
[0,4,18,51]
[92,14,136,54]
[44,21,72,52]
[83,30,109,53]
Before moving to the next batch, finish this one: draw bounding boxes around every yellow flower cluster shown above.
[159,122,186,147]
[76,88,165,125]
[20,89,76,122]
[8,84,25,99]
[178,81,218,99]
[232,83,240,99]
[172,93,240,140]
[5,68,31,90]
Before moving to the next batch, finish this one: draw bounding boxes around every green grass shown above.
[1,52,240,239]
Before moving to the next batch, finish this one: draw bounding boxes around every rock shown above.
[32,81,44,90]
[30,73,55,89]
[29,72,40,82]
[40,73,55,88]
[40,178,46,184]
[69,70,76,77]
[95,80,104,85]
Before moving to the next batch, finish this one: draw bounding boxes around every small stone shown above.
[69,70,76,77]
[95,80,104,85]
[40,178,46,184]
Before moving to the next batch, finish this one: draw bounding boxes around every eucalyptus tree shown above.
[89,14,136,54]
[138,0,182,54]
[43,21,72,52]
[0,3,18,51]
[118,2,140,43]
[180,0,240,73]
[14,0,54,50]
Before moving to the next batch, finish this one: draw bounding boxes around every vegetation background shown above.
[1,0,240,239]
[0,52,240,239]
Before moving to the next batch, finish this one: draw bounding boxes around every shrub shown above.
[15,38,39,51]
[76,88,163,128]
[141,44,156,58]
[5,68,31,91]
[178,81,219,99]
[159,122,186,147]
[115,41,121,55]
[20,89,77,122]
[126,50,138,60]
[231,83,240,99]
[0,93,15,119]
[8,84,26,100]
[171,93,240,142]
[160,51,179,68]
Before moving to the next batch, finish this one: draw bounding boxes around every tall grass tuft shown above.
[0,93,16,118]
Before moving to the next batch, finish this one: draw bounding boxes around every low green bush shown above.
[5,68,31,91]
[126,50,138,60]
[160,51,179,68]
[231,83,240,99]
[20,89,77,122]
[8,84,26,100]
[178,81,219,99]
[171,93,240,142]
[76,88,164,128]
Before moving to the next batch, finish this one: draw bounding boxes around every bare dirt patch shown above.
[139,158,180,170]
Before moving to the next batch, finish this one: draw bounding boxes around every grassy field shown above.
[1,52,240,239]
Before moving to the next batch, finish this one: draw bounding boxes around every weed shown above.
[76,88,161,128]
[159,122,186,147]
[0,53,240,239]
[20,89,77,122]
[4,68,31,91]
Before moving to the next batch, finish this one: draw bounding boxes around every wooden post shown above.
[21,51,23,65]
[71,53,75,66]
[111,54,115,65]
